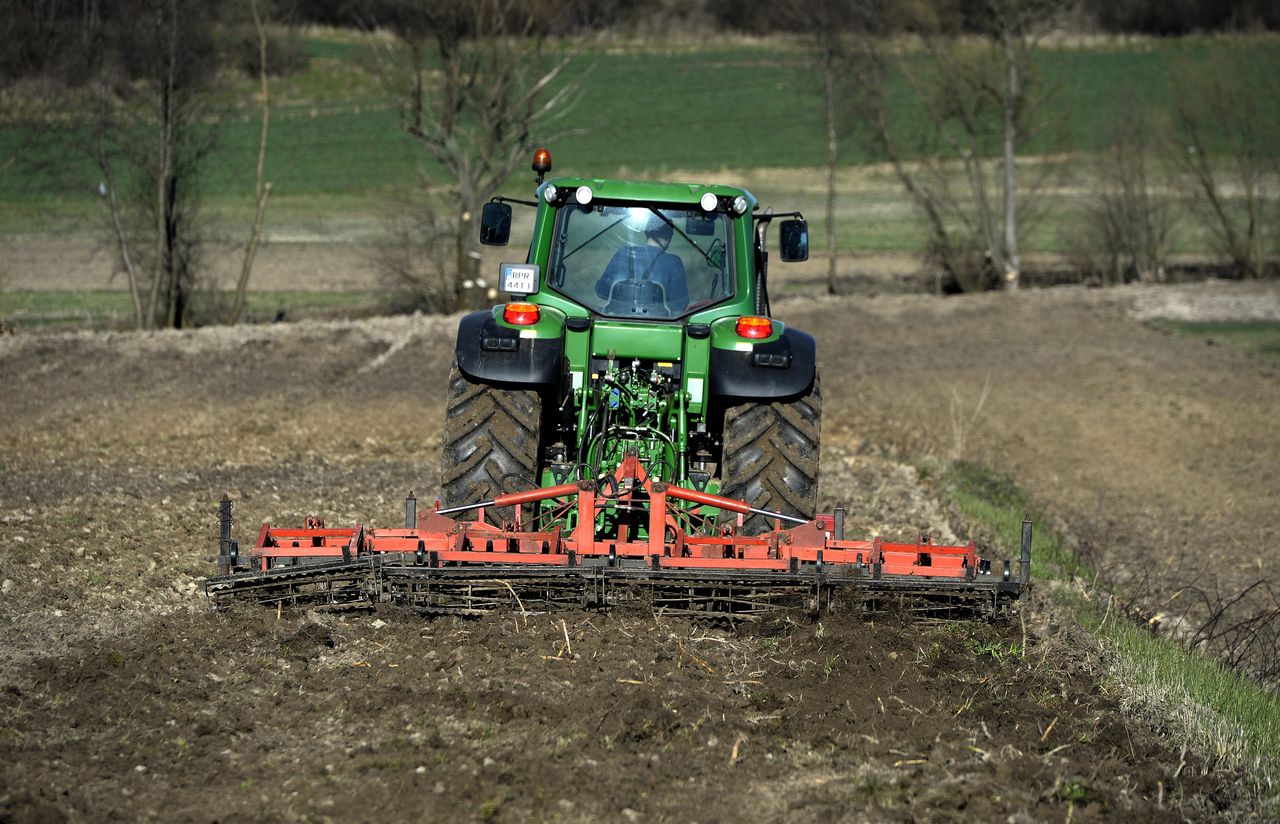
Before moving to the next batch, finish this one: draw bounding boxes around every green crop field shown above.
[0,32,1276,255]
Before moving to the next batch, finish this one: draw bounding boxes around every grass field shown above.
[1,32,1276,252]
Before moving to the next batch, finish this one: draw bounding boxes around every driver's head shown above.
[645,220,674,248]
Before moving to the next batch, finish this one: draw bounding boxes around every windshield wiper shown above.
[652,211,721,269]
[563,217,625,261]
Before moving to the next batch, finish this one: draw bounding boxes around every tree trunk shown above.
[1001,31,1021,289]
[823,48,839,296]
[410,41,424,132]
[147,2,178,329]
[227,0,272,325]
[147,83,172,328]
[1245,172,1264,278]
[455,206,475,310]
[165,174,181,328]
[96,80,144,330]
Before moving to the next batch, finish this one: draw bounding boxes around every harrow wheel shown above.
[719,375,821,534]
[440,359,542,526]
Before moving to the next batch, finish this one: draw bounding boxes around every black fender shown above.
[709,327,816,400]
[454,310,563,386]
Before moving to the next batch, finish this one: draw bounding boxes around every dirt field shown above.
[1,282,1277,821]
[793,282,1280,649]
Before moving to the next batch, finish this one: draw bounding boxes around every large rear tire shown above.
[718,376,821,534]
[440,361,542,525]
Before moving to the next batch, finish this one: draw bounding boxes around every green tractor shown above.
[443,149,819,535]
[207,150,1028,616]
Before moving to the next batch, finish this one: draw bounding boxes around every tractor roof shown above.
[540,177,758,211]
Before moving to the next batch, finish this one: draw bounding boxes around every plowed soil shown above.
[1,281,1277,822]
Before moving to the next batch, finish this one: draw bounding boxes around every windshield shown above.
[546,204,733,320]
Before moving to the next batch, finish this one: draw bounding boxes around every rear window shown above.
[546,204,733,320]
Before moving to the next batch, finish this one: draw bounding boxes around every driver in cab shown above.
[595,218,688,316]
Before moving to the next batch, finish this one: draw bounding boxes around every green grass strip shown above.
[1148,320,1280,361]
[948,461,1280,795]
[0,289,386,330]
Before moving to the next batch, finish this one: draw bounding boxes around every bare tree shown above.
[1171,47,1279,280]
[375,175,459,313]
[725,0,872,295]
[93,0,222,329]
[846,0,1067,292]
[96,79,145,329]
[807,1,884,296]
[227,0,275,325]
[795,0,869,296]
[1072,84,1176,285]
[370,0,582,311]
[1,0,208,329]
[820,21,842,296]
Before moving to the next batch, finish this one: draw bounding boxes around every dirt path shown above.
[0,283,1275,821]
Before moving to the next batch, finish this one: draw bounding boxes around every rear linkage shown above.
[207,453,1032,623]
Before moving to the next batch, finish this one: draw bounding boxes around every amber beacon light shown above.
[532,147,553,183]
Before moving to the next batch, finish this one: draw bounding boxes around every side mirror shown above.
[479,202,512,246]
[779,219,808,262]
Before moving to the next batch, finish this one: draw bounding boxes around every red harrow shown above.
[207,453,1031,621]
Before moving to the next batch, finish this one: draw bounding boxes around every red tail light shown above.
[503,303,540,326]
[735,316,772,339]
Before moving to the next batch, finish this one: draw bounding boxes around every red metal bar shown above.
[659,556,790,571]
[570,483,596,556]
[665,485,752,515]
[434,550,571,566]
[648,483,668,557]
[491,482,580,508]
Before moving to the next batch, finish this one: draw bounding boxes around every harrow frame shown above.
[207,454,1031,621]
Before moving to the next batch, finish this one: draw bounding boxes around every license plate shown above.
[499,263,539,295]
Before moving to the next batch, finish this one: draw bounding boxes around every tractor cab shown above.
[478,149,808,324]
